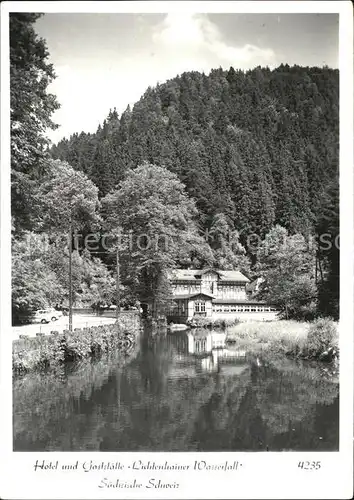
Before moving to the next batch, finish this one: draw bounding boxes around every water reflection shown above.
[171,329,249,376]
[13,328,339,451]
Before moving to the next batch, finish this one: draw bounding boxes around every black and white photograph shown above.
[0,1,353,499]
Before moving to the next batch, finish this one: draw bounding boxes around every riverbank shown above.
[13,327,339,452]
[13,314,141,374]
[225,318,339,363]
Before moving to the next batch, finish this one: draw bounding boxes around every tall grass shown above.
[225,318,339,361]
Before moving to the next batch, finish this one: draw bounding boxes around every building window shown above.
[195,301,206,312]
[195,338,206,353]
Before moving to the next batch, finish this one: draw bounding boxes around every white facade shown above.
[171,269,249,300]
[167,269,278,323]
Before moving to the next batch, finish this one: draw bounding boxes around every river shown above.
[13,328,339,451]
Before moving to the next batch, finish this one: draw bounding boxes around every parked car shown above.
[32,308,63,324]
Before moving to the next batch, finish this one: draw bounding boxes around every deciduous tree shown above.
[10,13,60,233]
[255,226,317,319]
[102,163,213,315]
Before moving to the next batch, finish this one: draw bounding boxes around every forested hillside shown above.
[51,65,339,241]
[11,13,339,323]
[50,65,339,318]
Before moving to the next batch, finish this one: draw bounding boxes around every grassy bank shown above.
[225,318,339,362]
[13,315,140,374]
[188,317,240,329]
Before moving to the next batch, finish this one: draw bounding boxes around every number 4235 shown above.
[298,461,321,470]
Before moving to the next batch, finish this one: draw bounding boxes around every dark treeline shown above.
[51,65,339,317]
[52,65,339,237]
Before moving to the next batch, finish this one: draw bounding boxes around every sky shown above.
[34,13,339,144]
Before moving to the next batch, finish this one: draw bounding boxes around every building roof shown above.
[171,293,214,300]
[169,269,250,283]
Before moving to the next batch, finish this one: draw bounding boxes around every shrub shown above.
[304,318,338,357]
[13,321,140,374]
[291,301,319,321]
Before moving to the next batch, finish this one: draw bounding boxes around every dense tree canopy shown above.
[11,159,111,322]
[208,213,251,274]
[11,18,339,322]
[10,13,60,234]
[102,163,213,313]
[255,225,317,319]
[52,65,338,241]
[36,159,100,233]
[12,233,117,323]
[12,234,64,322]
[51,64,339,317]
